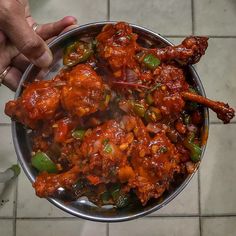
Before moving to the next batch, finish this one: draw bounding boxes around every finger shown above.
[45,25,79,44]
[11,53,29,72]
[11,24,79,71]
[10,24,79,72]
[2,16,53,68]
[0,44,16,73]
[45,36,57,45]
[2,67,22,91]
[59,24,79,35]
[22,0,31,17]
[0,31,6,45]
[35,16,77,41]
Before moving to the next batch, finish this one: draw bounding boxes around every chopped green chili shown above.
[148,83,162,94]
[109,184,130,208]
[183,133,202,162]
[72,129,86,140]
[104,143,112,153]
[184,114,191,125]
[102,138,109,145]
[101,191,111,204]
[103,139,112,153]
[63,41,93,66]
[133,103,146,117]
[145,106,162,122]
[145,93,154,105]
[114,192,130,208]
[159,146,168,153]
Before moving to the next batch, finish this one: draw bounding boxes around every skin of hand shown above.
[0,0,78,90]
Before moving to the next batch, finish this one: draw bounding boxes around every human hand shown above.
[0,0,77,90]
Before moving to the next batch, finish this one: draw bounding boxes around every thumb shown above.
[3,17,53,68]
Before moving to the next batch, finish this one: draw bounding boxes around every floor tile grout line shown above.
[13,169,19,236]
[147,215,199,218]
[210,121,236,125]
[191,0,195,35]
[0,123,11,126]
[202,35,236,38]
[12,220,14,236]
[107,0,110,21]
[200,215,236,218]
[106,223,109,236]
[12,180,17,236]
[199,216,201,236]
[12,217,78,220]
[198,171,202,236]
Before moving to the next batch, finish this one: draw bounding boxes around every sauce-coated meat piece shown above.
[152,64,188,118]
[182,91,235,123]
[5,81,60,128]
[96,22,138,72]
[79,119,132,184]
[33,166,81,198]
[154,64,189,92]
[130,131,181,205]
[147,36,208,65]
[61,64,105,117]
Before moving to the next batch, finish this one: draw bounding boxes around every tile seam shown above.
[107,0,110,21]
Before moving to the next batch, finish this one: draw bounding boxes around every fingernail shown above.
[73,17,78,24]
[64,16,77,25]
[33,50,53,68]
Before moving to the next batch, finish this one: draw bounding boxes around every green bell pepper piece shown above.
[31,152,57,173]
[63,41,93,66]
[143,54,161,70]
[183,134,202,162]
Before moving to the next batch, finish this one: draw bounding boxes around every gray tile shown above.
[0,126,17,217]
[151,174,199,216]
[200,124,236,215]
[110,0,192,35]
[202,217,236,236]
[166,37,185,45]
[0,86,14,124]
[109,217,200,236]
[0,179,16,218]
[0,126,17,170]
[196,38,236,123]
[16,219,106,236]
[195,0,236,36]
[0,220,14,236]
[29,0,107,25]
[17,172,72,217]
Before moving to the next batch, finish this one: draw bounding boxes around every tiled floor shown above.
[0,0,236,235]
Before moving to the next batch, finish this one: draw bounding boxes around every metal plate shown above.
[12,21,209,222]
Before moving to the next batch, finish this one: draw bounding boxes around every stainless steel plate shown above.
[12,21,209,222]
